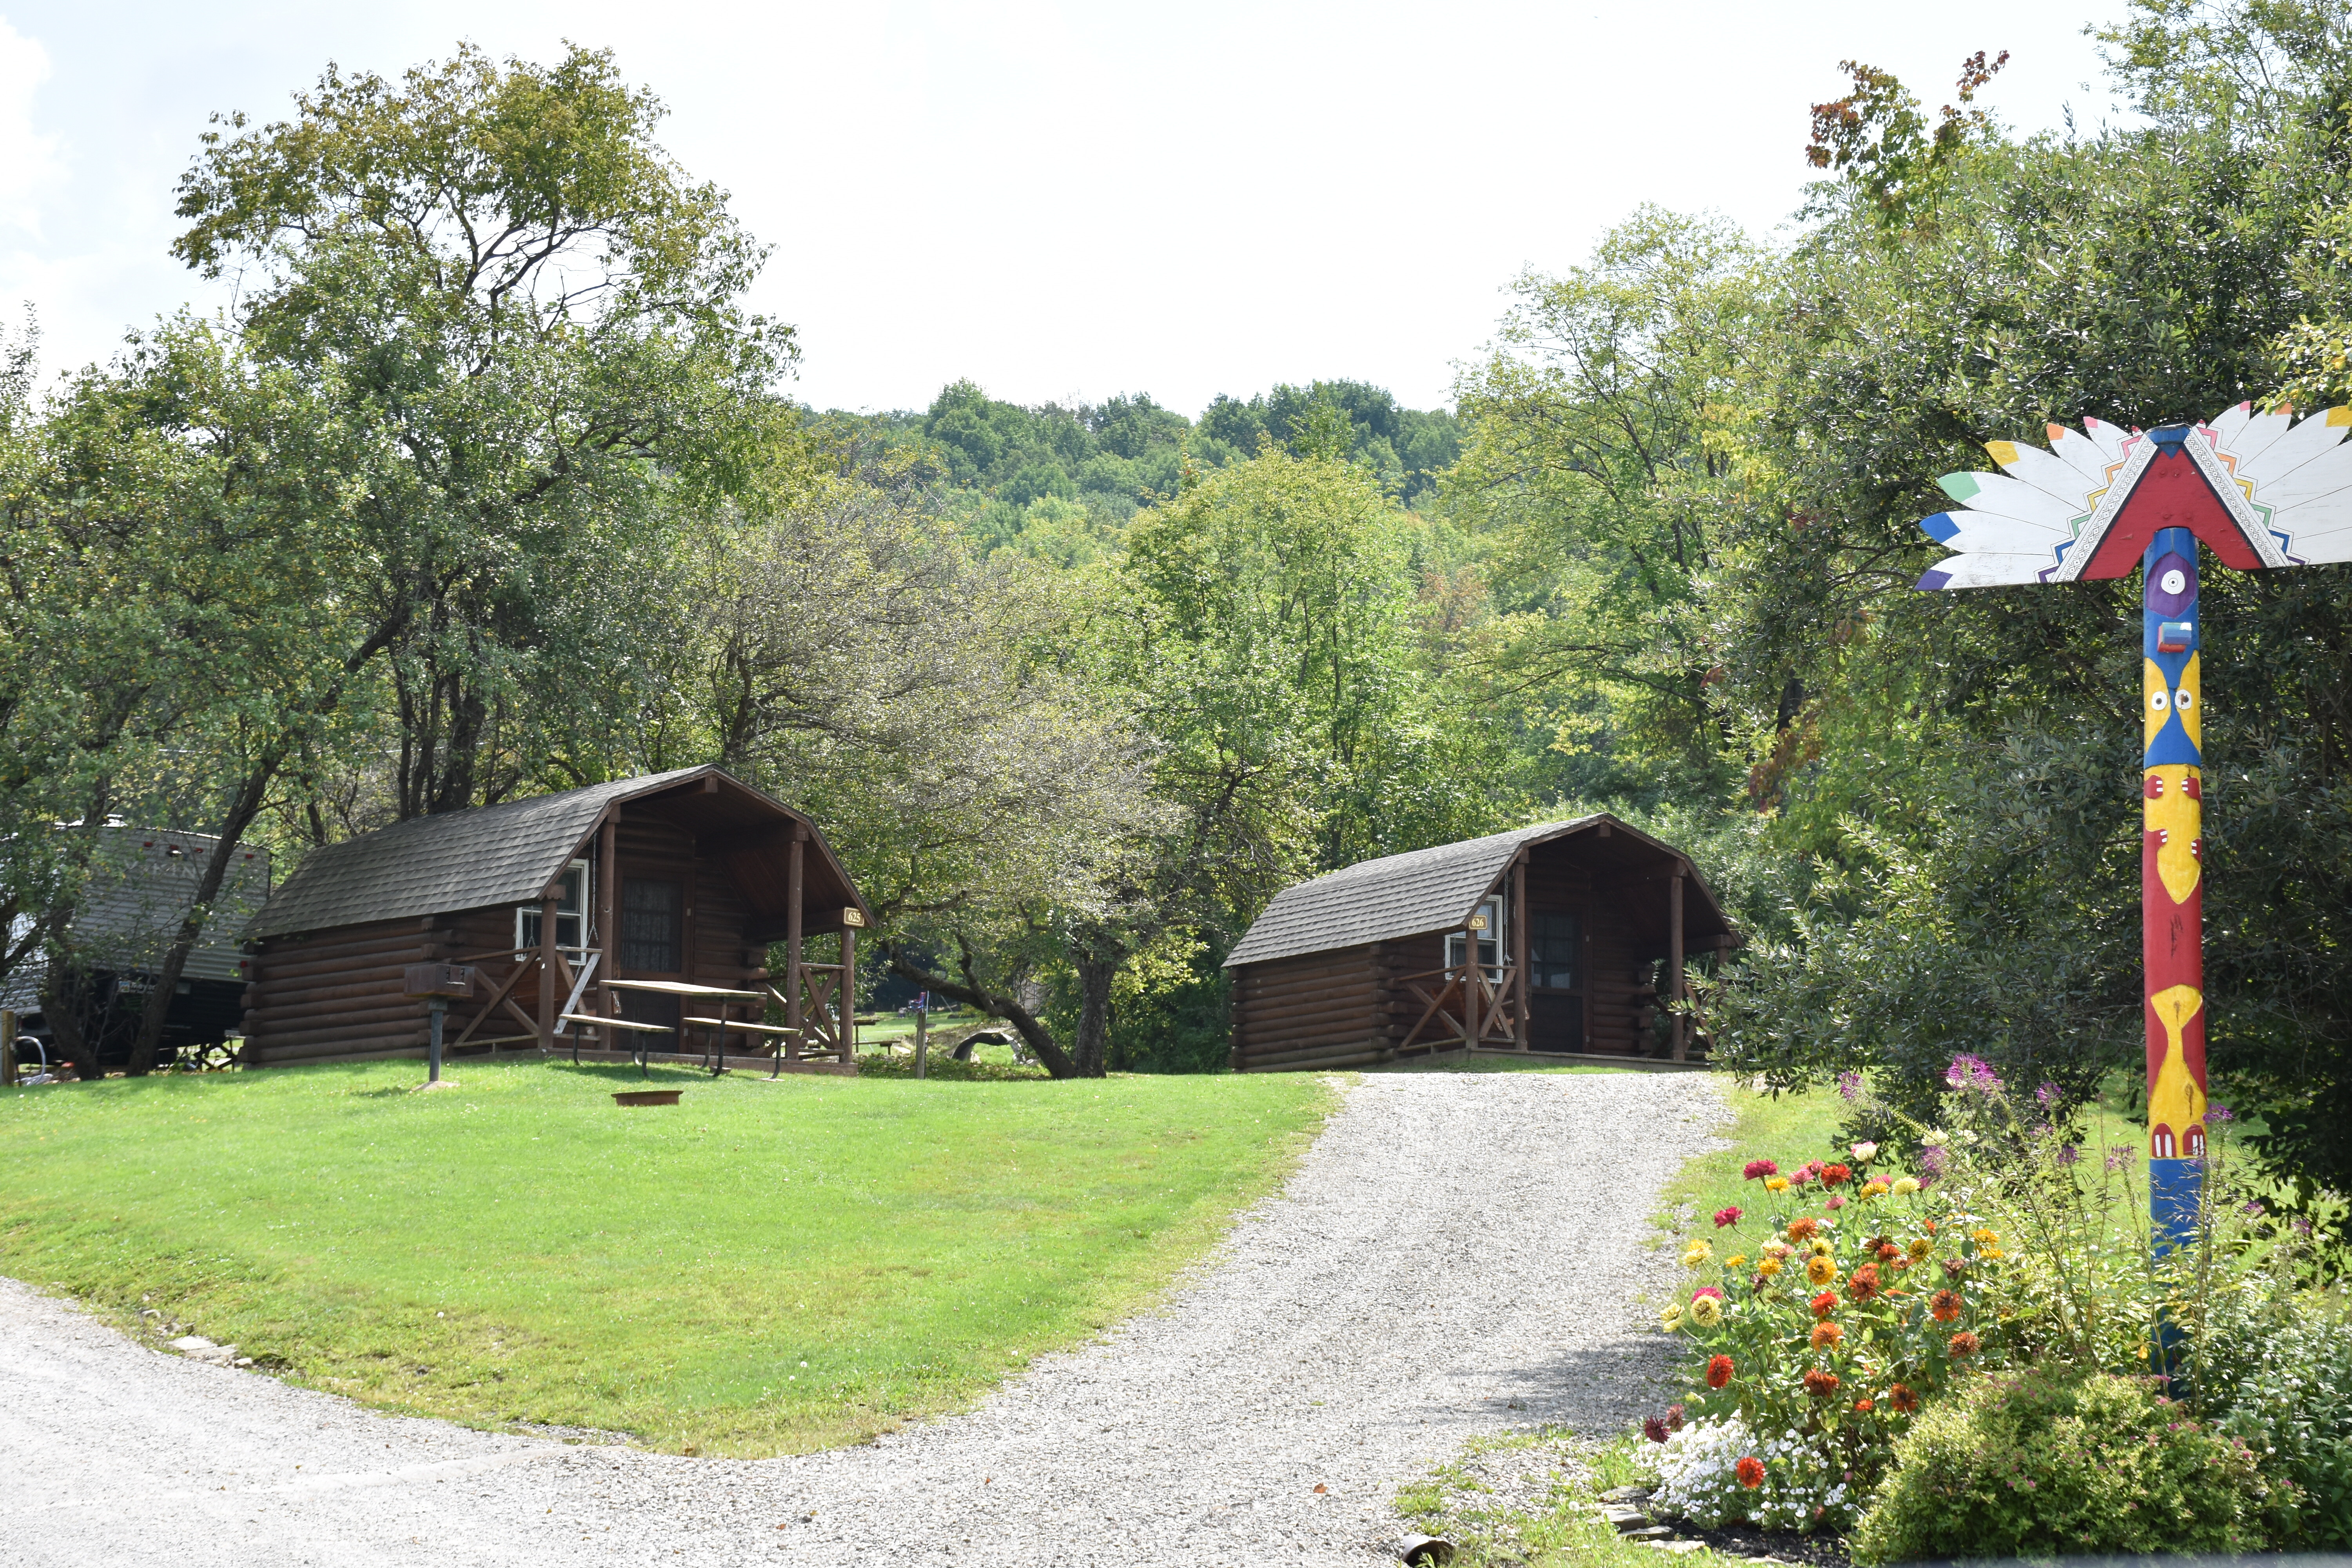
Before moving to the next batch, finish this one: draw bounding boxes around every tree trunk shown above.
[125,760,275,1075]
[881,940,1080,1080]
[1071,944,1119,1079]
[38,968,102,1080]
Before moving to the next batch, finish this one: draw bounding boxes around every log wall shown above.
[1229,944,1387,1072]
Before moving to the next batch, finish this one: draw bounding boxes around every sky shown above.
[0,2,2127,417]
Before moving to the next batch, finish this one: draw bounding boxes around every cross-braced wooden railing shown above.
[1396,961,1524,1053]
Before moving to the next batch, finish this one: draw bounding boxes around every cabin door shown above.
[618,875,683,1032]
[1526,909,1584,1053]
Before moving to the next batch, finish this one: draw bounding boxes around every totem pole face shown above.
[2142,538,2207,1171]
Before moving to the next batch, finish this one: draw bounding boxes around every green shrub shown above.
[2194,1283,2352,1546]
[1851,1370,2277,1564]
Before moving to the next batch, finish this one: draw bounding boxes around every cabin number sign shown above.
[1915,403,2352,1241]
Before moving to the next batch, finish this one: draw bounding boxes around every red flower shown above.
[1735,1456,1766,1489]
[1714,1206,1743,1228]
[1875,1241,1902,1261]
[1743,1159,1779,1181]
[1810,1290,1838,1319]
[1847,1265,1881,1303]
[1803,1368,1841,1398]
[1929,1289,1964,1323]
[1821,1163,1852,1188]
[1707,1354,1735,1389]
[1853,1397,1875,1413]
[1889,1383,1920,1414]
[1949,1331,1981,1357]
[1643,1416,1669,1443]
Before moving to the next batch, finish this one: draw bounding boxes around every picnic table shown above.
[568,978,766,1078]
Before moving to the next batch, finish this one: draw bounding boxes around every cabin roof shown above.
[1221,815,1732,969]
[0,827,271,1010]
[247,766,868,939]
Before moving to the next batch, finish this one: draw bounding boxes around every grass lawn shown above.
[0,1059,1334,1456]
[1655,1079,1849,1245]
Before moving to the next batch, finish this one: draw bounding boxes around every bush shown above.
[2195,1281,2352,1546]
[1851,1370,2277,1564]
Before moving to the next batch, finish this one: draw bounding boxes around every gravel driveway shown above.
[2,1069,1727,1567]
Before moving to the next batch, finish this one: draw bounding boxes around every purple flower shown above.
[1837,1071,1864,1101]
[2208,1105,2235,1124]
[2242,1201,2265,1217]
[1920,1145,1949,1178]
[2106,1144,2136,1172]
[1944,1054,2004,1094]
[2036,1082,2063,1110]
[2296,1218,2315,1238]
[2056,1144,2080,1166]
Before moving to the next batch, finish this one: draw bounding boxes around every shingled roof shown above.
[1222,815,1728,969]
[246,766,866,939]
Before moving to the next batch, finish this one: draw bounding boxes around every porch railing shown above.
[1395,960,1524,1053]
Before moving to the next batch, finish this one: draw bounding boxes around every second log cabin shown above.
[1223,815,1737,1072]
[239,766,872,1071]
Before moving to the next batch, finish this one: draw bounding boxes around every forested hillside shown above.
[4,2,2350,1219]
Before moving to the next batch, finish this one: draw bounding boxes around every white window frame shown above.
[516,859,591,957]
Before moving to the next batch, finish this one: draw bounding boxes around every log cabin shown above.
[1223,816,1737,1072]
[238,765,873,1072]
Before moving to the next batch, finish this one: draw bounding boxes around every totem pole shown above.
[1915,405,2352,1242]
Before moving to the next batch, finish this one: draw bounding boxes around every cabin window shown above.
[1531,911,1580,991]
[622,877,683,973]
[1445,898,1505,978]
[516,860,589,956]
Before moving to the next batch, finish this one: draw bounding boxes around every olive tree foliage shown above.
[681,479,1169,1079]
[171,42,794,820]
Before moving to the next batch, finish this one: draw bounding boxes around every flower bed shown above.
[1637,1055,2352,1560]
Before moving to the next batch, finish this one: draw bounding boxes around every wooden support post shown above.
[841,925,857,1064]
[786,828,806,1062]
[2,1008,16,1087]
[1463,925,1480,1050]
[597,811,617,1056]
[539,895,559,1053]
[1668,867,1687,1062]
[1511,856,1530,1051]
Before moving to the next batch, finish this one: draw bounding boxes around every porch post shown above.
[786,827,805,1061]
[1463,924,1480,1050]
[1668,866,1687,1062]
[840,925,857,1065]
[1512,854,1530,1051]
[597,810,617,1053]
[538,894,559,1053]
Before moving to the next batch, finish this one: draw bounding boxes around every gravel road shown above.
[1,1069,1727,1567]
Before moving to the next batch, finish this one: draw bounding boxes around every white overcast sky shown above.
[0,2,2123,416]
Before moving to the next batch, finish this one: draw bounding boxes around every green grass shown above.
[1655,1078,1849,1245]
[0,1059,1334,1455]
[1389,1428,1733,1568]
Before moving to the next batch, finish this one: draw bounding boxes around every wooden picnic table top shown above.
[601,978,764,1001]
[684,1017,801,1035]
[561,1013,672,1034]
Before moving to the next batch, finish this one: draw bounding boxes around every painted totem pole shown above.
[1915,405,2352,1241]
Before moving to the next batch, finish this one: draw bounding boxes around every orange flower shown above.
[1707,1354,1735,1389]
[1788,1218,1821,1243]
[1929,1288,1964,1323]
[1876,1241,1902,1261]
[1803,1368,1841,1398]
[1810,1290,1838,1319]
[1736,1456,1766,1488]
[1853,1397,1875,1413]
[1847,1265,1881,1303]
[1949,1330,1981,1357]
[1811,1322,1844,1350]
[1889,1383,1919,1414]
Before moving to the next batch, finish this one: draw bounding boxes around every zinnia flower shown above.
[1714,1206,1742,1228]
[1743,1158,1779,1181]
[1806,1255,1837,1286]
[1736,1456,1765,1488]
[1861,1180,1889,1198]
[1707,1354,1735,1389]
[1809,1290,1838,1318]
[1667,1403,1685,1430]
[1948,1330,1981,1357]
[1889,1383,1919,1414]
[1803,1368,1841,1398]
[1726,1255,1747,1269]
[1762,1242,1791,1258]
[1765,1176,1790,1193]
[1757,1258,1782,1278]
[1853,1397,1874,1413]
[1850,1141,1878,1163]
[1942,1258,1967,1279]
[1810,1238,1836,1257]
[1644,1416,1669,1443]
[1692,1285,1725,1301]
[1825,1195,1847,1210]
[1875,1241,1901,1261]
[1688,1296,1724,1328]
[1847,1265,1881,1303]
[1929,1289,1964,1323]
[1660,1306,1684,1330]
[1892,1177,1920,1196]
[1908,1238,1931,1259]
[1787,1218,1820,1243]
[1682,1241,1711,1267]
[1821,1163,1852,1188]
[1810,1322,1843,1350]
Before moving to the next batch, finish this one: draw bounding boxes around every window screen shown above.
[1532,911,1580,991]
[622,877,682,973]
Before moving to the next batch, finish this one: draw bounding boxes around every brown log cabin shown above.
[239,766,873,1072]
[1223,816,1737,1072]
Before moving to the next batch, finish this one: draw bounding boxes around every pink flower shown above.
[1825,1195,1846,1210]
[1714,1206,1743,1228]
[1691,1285,1725,1301]
[1743,1159,1779,1181]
